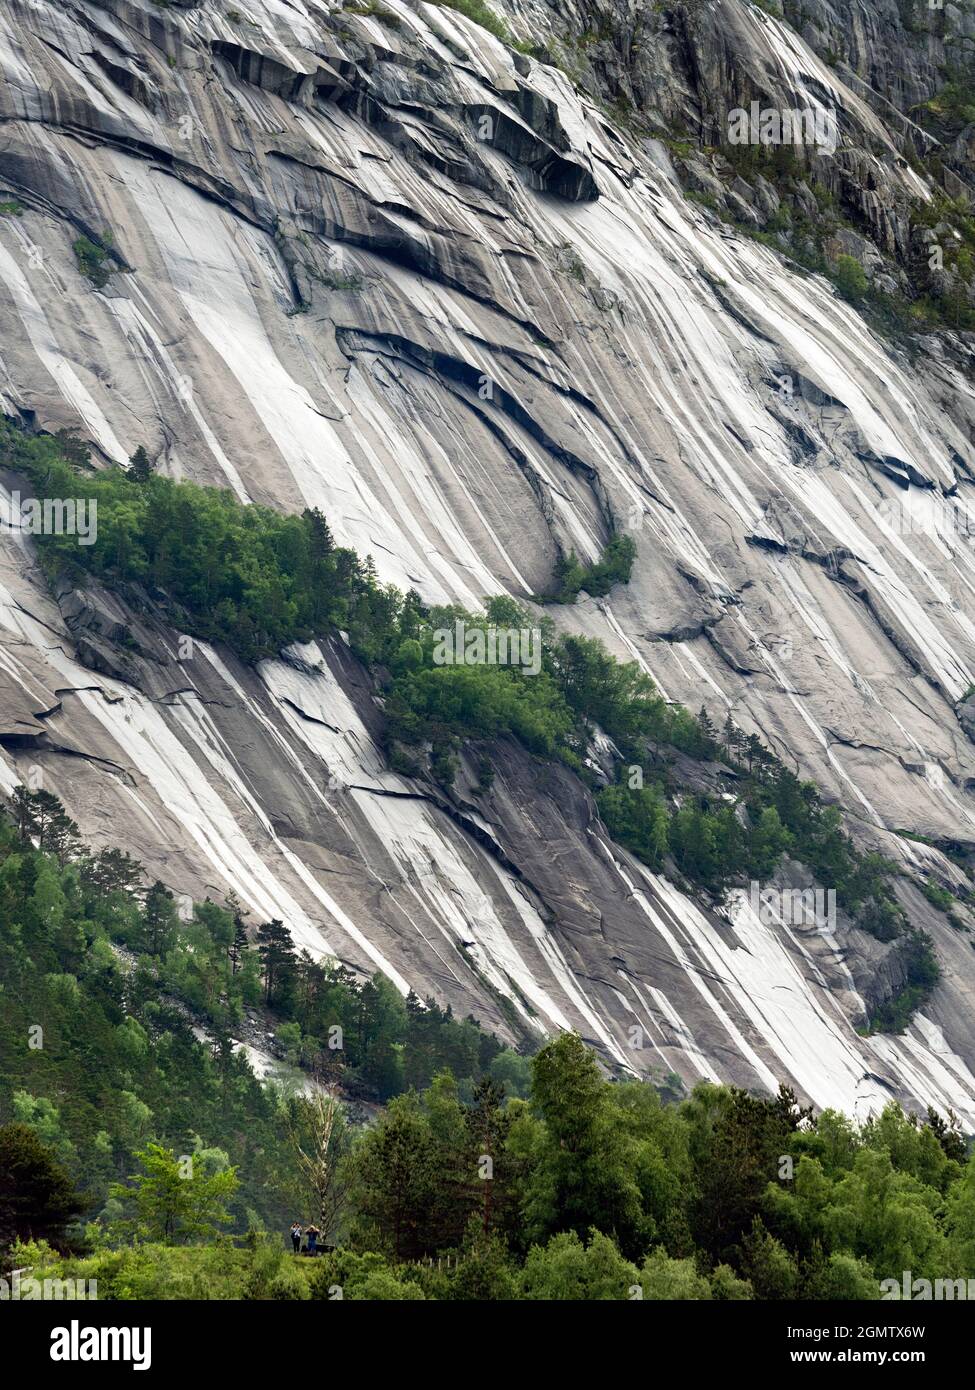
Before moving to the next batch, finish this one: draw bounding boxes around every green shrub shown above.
[538,534,637,603]
[428,0,516,45]
[923,880,954,913]
[73,234,113,288]
[832,254,868,301]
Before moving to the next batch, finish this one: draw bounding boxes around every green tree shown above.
[257,919,297,1006]
[684,1083,802,1261]
[0,1123,86,1253]
[142,880,178,956]
[834,254,868,301]
[740,1217,799,1299]
[747,806,792,878]
[521,1229,639,1299]
[351,1096,438,1261]
[638,1246,713,1299]
[127,446,154,484]
[525,1033,648,1257]
[109,1143,239,1245]
[451,1218,518,1300]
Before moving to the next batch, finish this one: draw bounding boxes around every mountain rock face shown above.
[2,0,975,1122]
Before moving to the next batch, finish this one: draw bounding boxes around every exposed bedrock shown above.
[1,0,975,1119]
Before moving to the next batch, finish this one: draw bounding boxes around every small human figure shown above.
[290,1220,302,1254]
[305,1223,321,1256]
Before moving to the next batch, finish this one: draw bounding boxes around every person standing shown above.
[305,1223,320,1256]
[290,1220,302,1253]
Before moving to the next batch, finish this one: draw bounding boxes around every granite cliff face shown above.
[2,0,975,1121]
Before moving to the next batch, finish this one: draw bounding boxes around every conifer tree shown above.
[0,1123,87,1252]
[225,892,250,975]
[257,919,297,1005]
[127,445,154,483]
[142,880,178,956]
[81,846,143,896]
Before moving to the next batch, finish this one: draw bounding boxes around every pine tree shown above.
[0,1123,87,1250]
[80,846,143,896]
[40,795,81,865]
[142,880,178,956]
[303,506,334,557]
[53,430,90,471]
[722,713,739,760]
[353,1101,438,1262]
[745,733,765,775]
[698,704,717,748]
[127,445,154,483]
[225,892,249,975]
[403,993,440,1091]
[256,919,297,1005]
[926,1105,967,1163]
[356,975,406,1099]
[229,916,249,976]
[11,785,36,842]
[10,787,81,864]
[465,1077,512,1237]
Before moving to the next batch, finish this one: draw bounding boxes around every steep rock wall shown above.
[1,0,974,1119]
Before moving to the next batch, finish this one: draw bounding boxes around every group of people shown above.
[289,1221,322,1255]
